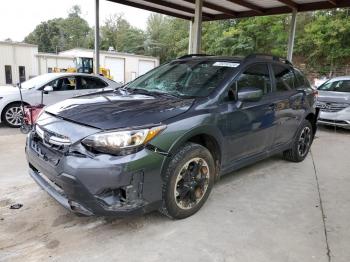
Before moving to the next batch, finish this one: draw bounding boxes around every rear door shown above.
[219,63,277,163]
[270,63,304,147]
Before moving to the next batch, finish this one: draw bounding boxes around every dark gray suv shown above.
[26,54,319,219]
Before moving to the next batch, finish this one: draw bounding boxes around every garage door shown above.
[139,60,155,76]
[105,57,125,83]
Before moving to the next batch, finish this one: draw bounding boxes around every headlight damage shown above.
[81,125,166,155]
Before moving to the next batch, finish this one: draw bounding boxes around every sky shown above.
[0,0,152,41]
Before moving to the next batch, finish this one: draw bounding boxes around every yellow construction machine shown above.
[52,57,113,80]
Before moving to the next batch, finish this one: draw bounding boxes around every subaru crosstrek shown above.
[26,54,319,219]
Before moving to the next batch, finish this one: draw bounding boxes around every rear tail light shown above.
[312,88,318,97]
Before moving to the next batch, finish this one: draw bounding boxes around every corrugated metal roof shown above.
[108,0,350,20]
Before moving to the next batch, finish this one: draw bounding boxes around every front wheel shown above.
[283,120,313,162]
[160,143,215,219]
[2,103,23,128]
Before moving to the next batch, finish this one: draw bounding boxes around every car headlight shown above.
[81,125,166,155]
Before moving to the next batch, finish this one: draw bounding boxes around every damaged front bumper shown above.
[26,131,166,217]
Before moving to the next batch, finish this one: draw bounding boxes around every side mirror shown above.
[238,87,263,102]
[43,85,53,94]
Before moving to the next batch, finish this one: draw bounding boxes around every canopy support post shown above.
[287,10,297,62]
[94,0,100,74]
[188,20,193,54]
[189,0,203,54]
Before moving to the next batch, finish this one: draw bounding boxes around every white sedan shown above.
[0,73,120,127]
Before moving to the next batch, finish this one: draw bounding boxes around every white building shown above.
[0,41,159,86]
[0,41,38,85]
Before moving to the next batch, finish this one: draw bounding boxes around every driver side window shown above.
[47,77,77,91]
[225,63,271,101]
[237,64,271,95]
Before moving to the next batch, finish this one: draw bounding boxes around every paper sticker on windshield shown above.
[213,62,240,68]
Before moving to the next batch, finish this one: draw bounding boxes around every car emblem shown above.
[325,103,332,109]
[318,103,331,110]
[44,131,51,143]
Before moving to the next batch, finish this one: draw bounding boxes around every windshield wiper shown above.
[116,87,195,99]
[126,88,177,98]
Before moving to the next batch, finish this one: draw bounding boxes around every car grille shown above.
[316,102,349,112]
[318,118,349,125]
[34,124,71,152]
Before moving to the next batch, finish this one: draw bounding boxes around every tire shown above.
[283,120,313,162]
[2,103,23,128]
[159,143,215,219]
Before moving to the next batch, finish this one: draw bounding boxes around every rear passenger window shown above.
[79,77,107,90]
[272,65,294,91]
[236,64,271,95]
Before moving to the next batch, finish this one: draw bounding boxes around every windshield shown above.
[318,79,350,93]
[20,74,57,89]
[125,60,240,97]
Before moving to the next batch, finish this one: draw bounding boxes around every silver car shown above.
[0,73,120,127]
[317,76,350,129]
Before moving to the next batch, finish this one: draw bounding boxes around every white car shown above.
[0,73,120,127]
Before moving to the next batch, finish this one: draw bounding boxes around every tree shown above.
[24,18,63,53]
[24,5,91,52]
[58,5,91,50]
[100,14,145,53]
[144,14,189,62]
[296,10,350,75]
[23,5,350,76]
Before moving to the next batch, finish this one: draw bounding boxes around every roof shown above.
[0,41,37,48]
[58,48,159,60]
[35,72,117,83]
[175,53,293,66]
[108,0,350,20]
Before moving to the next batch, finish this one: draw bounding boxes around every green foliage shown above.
[23,5,350,74]
[24,18,63,53]
[24,5,91,52]
[100,14,146,54]
[144,14,189,62]
[296,9,350,72]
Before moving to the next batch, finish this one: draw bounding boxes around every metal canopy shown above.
[107,0,350,21]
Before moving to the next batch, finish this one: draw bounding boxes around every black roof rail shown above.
[245,53,293,66]
[177,54,212,59]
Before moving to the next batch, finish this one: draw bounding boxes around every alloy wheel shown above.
[174,157,210,210]
[298,126,311,157]
[5,106,23,126]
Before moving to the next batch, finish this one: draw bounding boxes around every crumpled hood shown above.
[45,91,194,130]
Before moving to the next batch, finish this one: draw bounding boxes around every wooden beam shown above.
[226,0,264,14]
[108,0,350,20]
[107,0,192,20]
[142,0,215,19]
[276,0,299,10]
[210,0,350,20]
[183,0,237,17]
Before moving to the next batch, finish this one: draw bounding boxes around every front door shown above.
[43,76,79,105]
[219,63,277,164]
